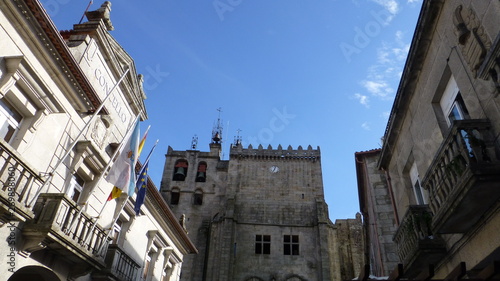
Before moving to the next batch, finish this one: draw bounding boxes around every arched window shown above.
[195,162,207,182]
[171,188,180,205]
[173,159,188,181]
[194,189,203,205]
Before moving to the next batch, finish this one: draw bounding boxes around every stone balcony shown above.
[22,193,111,269]
[0,139,43,223]
[393,205,447,278]
[94,244,141,281]
[422,119,500,234]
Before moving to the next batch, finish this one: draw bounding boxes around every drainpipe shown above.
[382,168,400,227]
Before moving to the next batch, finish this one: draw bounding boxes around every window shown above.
[111,219,123,244]
[195,162,207,182]
[170,188,180,205]
[255,235,271,255]
[410,163,426,205]
[68,174,85,202]
[0,98,22,143]
[142,251,153,280]
[162,266,172,281]
[439,76,469,127]
[173,159,188,181]
[283,235,299,255]
[194,189,203,205]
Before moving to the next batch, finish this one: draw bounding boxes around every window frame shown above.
[410,163,426,205]
[68,173,85,203]
[0,98,22,143]
[283,235,299,256]
[255,234,271,255]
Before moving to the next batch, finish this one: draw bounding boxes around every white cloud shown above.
[354,93,370,108]
[371,0,399,15]
[361,122,371,131]
[358,30,411,101]
[361,80,393,98]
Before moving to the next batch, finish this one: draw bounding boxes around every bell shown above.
[196,172,206,182]
[173,167,186,180]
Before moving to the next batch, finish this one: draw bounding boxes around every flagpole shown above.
[28,68,130,207]
[136,139,159,185]
[78,0,93,24]
[79,114,141,245]
[66,114,139,237]
[96,139,159,255]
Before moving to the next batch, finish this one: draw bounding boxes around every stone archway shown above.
[8,265,61,281]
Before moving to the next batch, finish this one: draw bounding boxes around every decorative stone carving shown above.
[453,5,491,78]
[91,115,112,149]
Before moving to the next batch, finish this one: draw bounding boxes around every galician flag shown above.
[106,119,140,200]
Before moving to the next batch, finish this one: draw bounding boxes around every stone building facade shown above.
[0,1,196,280]
[358,0,500,279]
[355,149,398,277]
[160,140,364,281]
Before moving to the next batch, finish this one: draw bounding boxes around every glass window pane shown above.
[263,243,270,254]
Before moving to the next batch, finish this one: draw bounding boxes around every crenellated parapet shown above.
[229,144,320,161]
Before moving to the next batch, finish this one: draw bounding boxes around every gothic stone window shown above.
[255,235,271,255]
[283,235,299,255]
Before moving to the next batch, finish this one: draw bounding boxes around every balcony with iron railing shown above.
[393,205,447,278]
[0,139,44,223]
[421,119,500,234]
[93,244,141,281]
[22,193,111,268]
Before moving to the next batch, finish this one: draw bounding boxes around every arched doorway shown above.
[8,265,61,281]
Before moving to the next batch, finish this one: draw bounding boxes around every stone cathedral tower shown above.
[160,135,364,281]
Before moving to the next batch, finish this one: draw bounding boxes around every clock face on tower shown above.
[269,165,280,173]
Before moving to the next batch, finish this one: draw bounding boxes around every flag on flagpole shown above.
[133,139,159,214]
[134,162,148,215]
[138,125,150,156]
[106,119,140,200]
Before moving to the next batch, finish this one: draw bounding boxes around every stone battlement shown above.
[229,144,320,160]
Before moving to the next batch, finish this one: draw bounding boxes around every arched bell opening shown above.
[173,159,188,181]
[195,162,207,182]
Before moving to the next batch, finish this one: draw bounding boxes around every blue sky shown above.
[46,0,422,220]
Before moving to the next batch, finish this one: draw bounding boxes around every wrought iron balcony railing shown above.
[0,139,44,222]
[393,205,446,278]
[22,193,111,268]
[98,244,141,281]
[421,119,500,233]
